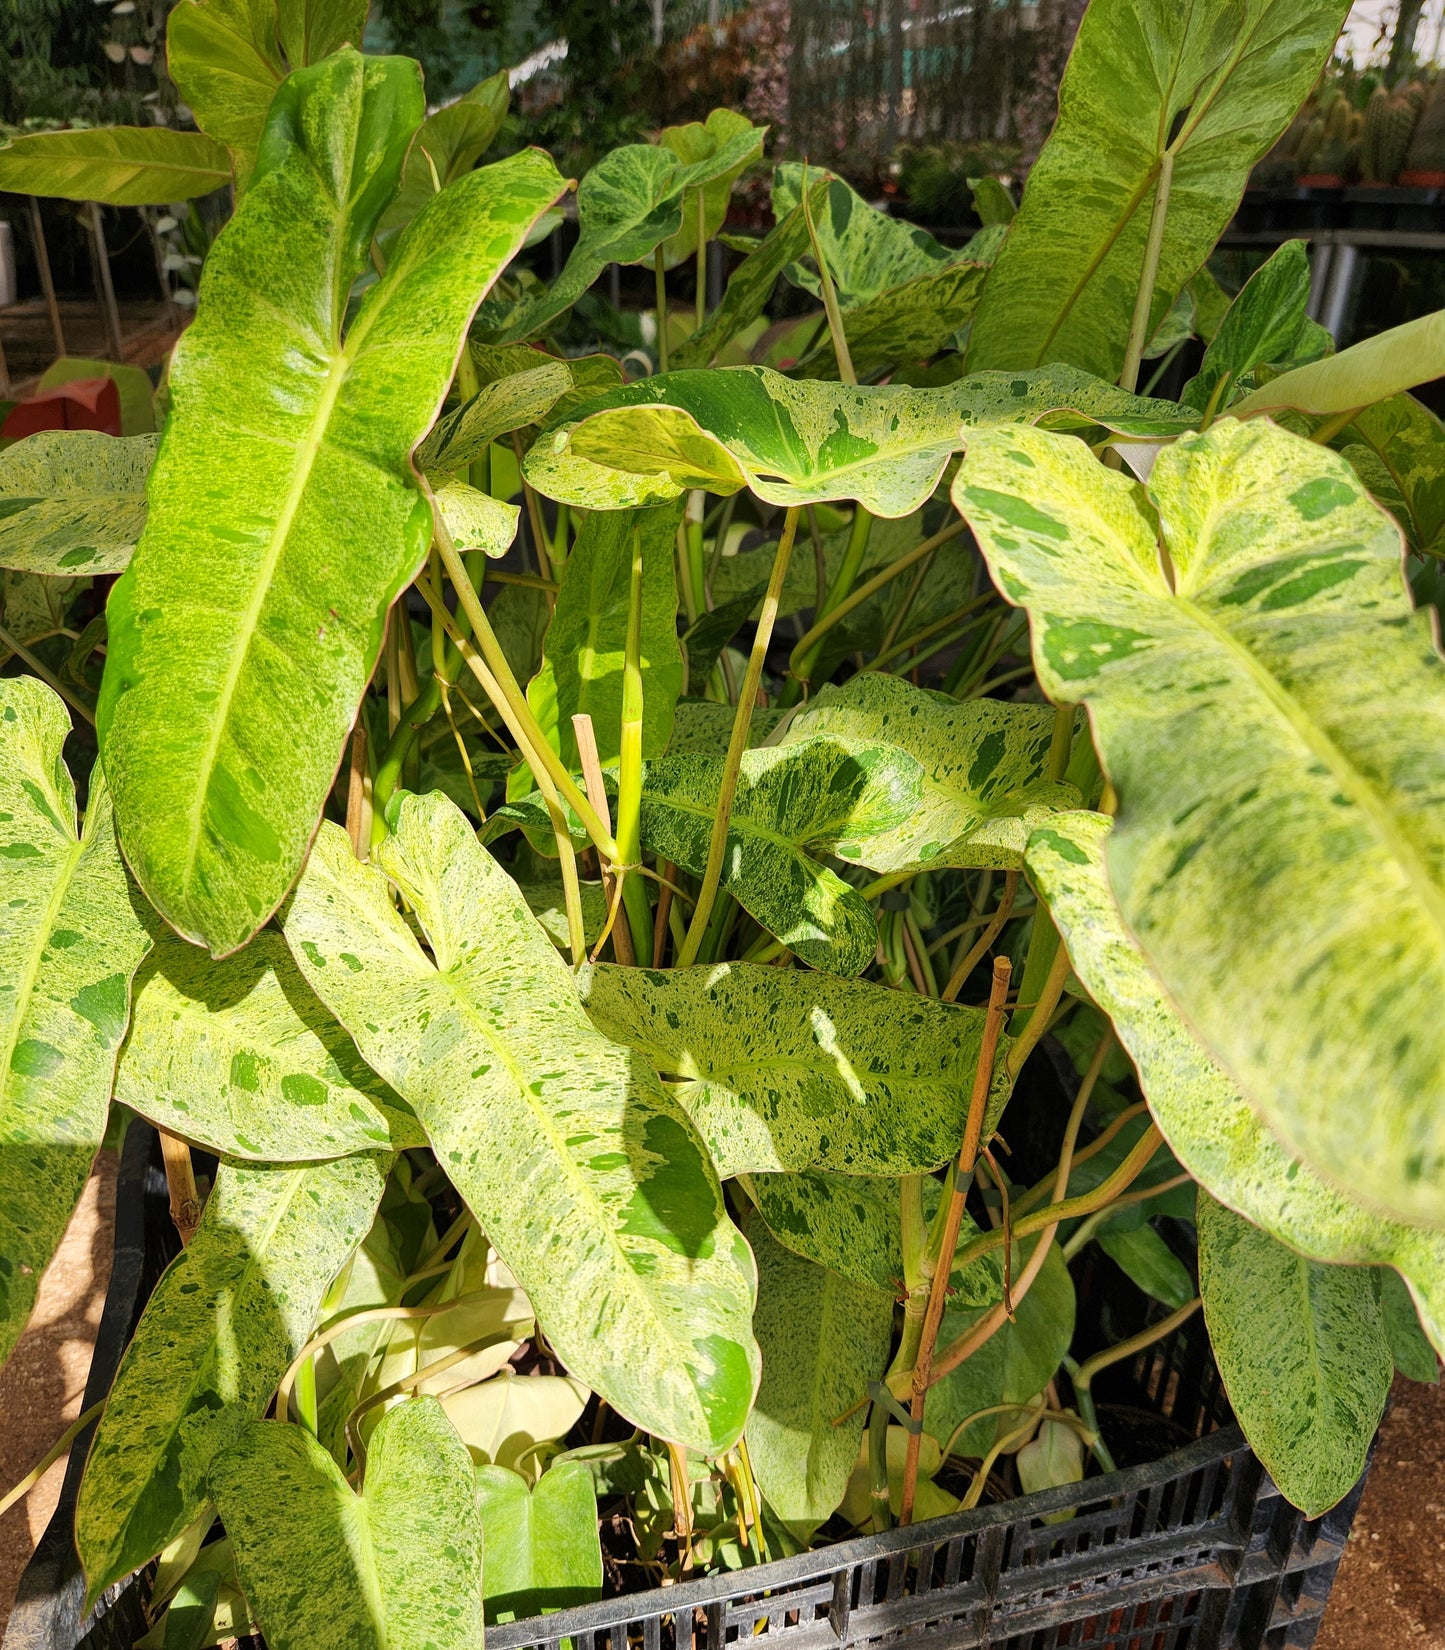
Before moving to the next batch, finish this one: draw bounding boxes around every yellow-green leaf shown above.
[0,678,151,1373]
[0,433,158,576]
[955,418,1445,1227]
[283,796,760,1453]
[0,126,232,203]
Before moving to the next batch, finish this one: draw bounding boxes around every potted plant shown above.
[0,0,1442,1646]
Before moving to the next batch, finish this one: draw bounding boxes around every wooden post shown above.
[88,202,126,362]
[26,197,66,358]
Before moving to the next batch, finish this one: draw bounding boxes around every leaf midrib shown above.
[1176,595,1445,948]
[402,945,715,1406]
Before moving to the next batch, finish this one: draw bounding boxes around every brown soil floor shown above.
[0,1170,1441,1646]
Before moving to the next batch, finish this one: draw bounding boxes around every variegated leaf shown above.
[1198,1192,1390,1517]
[1026,809,1445,1356]
[523,365,1197,515]
[283,795,760,1453]
[0,432,158,576]
[955,418,1445,1227]
[747,1170,902,1292]
[744,1221,894,1530]
[576,961,1011,1178]
[785,675,1079,872]
[637,738,920,974]
[0,678,151,1372]
[77,1152,389,1597]
[116,927,424,1161]
[211,1399,483,1650]
[966,0,1350,379]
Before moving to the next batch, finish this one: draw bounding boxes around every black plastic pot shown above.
[5,1121,1367,1650]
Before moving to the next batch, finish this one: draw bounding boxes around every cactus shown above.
[1406,84,1445,172]
[1295,113,1327,174]
[1381,94,1420,180]
[1363,84,1390,179]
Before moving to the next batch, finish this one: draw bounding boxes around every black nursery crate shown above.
[5,1122,1368,1650]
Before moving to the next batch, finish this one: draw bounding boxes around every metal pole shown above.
[26,196,66,358]
[88,202,126,361]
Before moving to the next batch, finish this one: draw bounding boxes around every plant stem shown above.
[677,506,801,965]
[899,954,1011,1526]
[696,191,708,331]
[1067,1296,1202,1472]
[428,531,617,859]
[0,624,94,725]
[941,870,1018,1002]
[801,164,855,386]
[785,518,967,698]
[345,720,370,860]
[573,712,632,964]
[615,518,653,964]
[159,1128,203,1245]
[1006,939,1073,1080]
[655,247,670,374]
[1119,147,1175,395]
[1311,406,1364,445]
[867,1395,892,1532]
[0,1399,105,1520]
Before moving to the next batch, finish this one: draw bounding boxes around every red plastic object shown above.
[0,376,123,439]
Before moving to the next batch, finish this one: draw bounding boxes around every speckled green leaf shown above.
[416,348,606,475]
[378,68,509,245]
[1232,310,1445,419]
[0,679,151,1373]
[793,262,990,383]
[1379,1268,1439,1384]
[0,433,157,577]
[77,1152,389,1597]
[665,700,785,754]
[1025,810,1445,1357]
[474,1461,603,1623]
[672,181,830,371]
[523,365,1196,515]
[785,675,1079,872]
[0,126,232,203]
[745,1221,894,1529]
[211,1399,482,1650]
[923,1229,1075,1458]
[1182,240,1314,414]
[115,927,423,1161]
[966,0,1350,378]
[656,110,764,270]
[638,738,920,974]
[1198,1192,1389,1517]
[748,1171,902,1292]
[772,164,951,309]
[494,129,765,343]
[284,797,760,1452]
[431,483,518,557]
[97,52,566,957]
[576,961,1012,1178]
[525,501,685,776]
[1326,394,1445,559]
[956,419,1445,1227]
[167,0,281,186]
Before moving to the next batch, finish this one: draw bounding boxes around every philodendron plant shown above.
[2,0,1445,1641]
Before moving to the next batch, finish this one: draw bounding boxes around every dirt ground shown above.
[0,1163,1441,1646]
